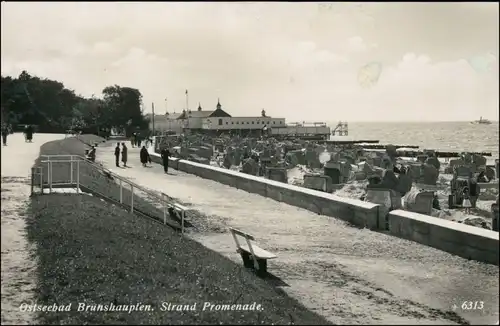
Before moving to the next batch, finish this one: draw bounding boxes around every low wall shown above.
[150,154,179,170]
[389,210,499,265]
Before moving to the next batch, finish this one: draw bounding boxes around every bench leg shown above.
[240,252,253,269]
[256,258,268,276]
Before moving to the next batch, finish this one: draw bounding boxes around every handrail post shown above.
[181,209,185,234]
[162,194,166,225]
[130,186,134,213]
[76,160,80,193]
[119,180,123,203]
[40,167,43,194]
[70,156,74,185]
[31,168,34,195]
[49,161,53,194]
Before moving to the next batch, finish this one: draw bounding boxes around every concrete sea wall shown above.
[389,210,499,265]
[148,142,499,265]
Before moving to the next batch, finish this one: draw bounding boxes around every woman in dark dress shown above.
[25,125,34,142]
[1,123,9,146]
[140,146,151,167]
[121,143,128,167]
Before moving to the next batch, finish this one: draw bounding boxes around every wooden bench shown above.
[229,227,277,275]
[167,202,190,232]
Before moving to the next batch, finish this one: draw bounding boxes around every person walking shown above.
[136,134,142,148]
[121,143,128,167]
[130,133,136,148]
[1,123,9,146]
[160,147,170,173]
[140,145,150,167]
[114,143,121,167]
[26,124,34,142]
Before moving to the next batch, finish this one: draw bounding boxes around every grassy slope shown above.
[27,135,330,325]
[35,135,180,227]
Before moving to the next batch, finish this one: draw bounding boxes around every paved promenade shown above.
[1,133,65,324]
[98,141,499,325]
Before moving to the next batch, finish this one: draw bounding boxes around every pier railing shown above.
[332,121,348,136]
[31,154,188,233]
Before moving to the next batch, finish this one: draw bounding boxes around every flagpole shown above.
[185,90,189,132]
[152,102,155,136]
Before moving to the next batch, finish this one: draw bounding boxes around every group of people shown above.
[0,123,35,146]
[138,144,170,172]
[113,140,170,173]
[114,143,129,167]
[130,132,152,148]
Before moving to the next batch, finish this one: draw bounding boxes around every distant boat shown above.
[471,116,492,125]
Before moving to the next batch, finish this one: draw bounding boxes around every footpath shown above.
[1,133,65,324]
[98,141,499,325]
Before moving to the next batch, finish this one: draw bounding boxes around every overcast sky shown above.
[1,2,498,121]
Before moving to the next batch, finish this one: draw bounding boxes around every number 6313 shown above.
[462,301,484,310]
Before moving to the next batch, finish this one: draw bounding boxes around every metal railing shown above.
[32,154,188,233]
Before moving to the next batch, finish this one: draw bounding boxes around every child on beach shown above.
[462,187,472,214]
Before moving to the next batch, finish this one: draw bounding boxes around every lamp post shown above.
[152,102,155,136]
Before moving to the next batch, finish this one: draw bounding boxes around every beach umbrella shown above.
[358,62,383,88]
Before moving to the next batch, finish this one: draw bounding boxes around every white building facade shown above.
[147,99,330,138]
[201,116,285,130]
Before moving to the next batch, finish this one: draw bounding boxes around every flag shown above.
[185,89,188,95]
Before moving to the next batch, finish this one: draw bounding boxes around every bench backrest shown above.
[170,202,189,212]
[229,227,255,241]
[230,227,260,268]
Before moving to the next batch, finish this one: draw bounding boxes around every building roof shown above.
[177,110,214,119]
[146,112,183,121]
[177,99,232,119]
[165,112,182,120]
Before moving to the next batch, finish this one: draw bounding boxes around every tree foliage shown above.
[102,85,149,135]
[1,71,149,136]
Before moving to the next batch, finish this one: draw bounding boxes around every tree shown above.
[72,97,110,135]
[1,71,77,132]
[1,71,150,135]
[102,85,148,136]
